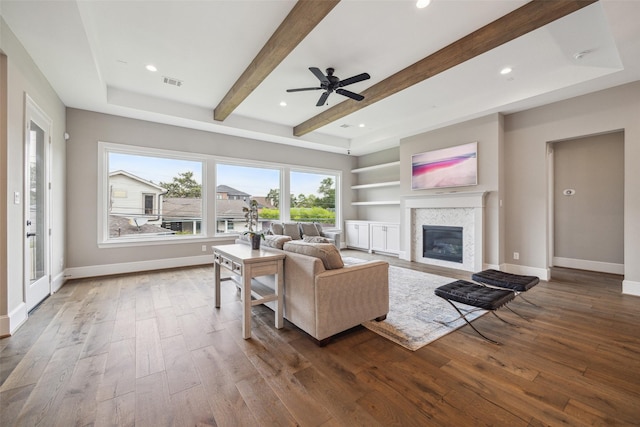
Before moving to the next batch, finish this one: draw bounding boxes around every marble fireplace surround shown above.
[400,192,487,272]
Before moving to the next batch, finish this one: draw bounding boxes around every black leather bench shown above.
[435,280,516,344]
[472,269,539,305]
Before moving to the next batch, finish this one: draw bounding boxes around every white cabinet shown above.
[345,221,370,250]
[370,223,400,255]
[345,221,399,255]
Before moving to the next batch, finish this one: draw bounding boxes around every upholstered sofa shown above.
[235,235,388,344]
[269,221,342,247]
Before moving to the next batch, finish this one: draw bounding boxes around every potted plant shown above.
[243,199,265,249]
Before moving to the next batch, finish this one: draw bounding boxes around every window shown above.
[290,170,338,227]
[143,194,154,215]
[101,144,204,242]
[99,142,342,245]
[216,163,280,235]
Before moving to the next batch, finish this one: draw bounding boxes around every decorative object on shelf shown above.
[243,199,265,249]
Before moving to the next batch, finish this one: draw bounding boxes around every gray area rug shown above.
[343,257,486,351]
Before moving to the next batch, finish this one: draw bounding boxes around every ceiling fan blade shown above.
[339,72,370,87]
[316,91,330,107]
[309,67,329,84]
[286,87,322,92]
[336,89,364,101]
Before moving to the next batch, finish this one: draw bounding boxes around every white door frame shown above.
[24,94,52,311]
[546,142,555,269]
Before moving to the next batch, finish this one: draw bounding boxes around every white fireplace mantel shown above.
[400,191,487,272]
[401,191,487,209]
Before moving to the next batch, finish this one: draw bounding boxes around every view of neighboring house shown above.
[109,174,270,237]
[108,170,173,238]
[214,185,273,233]
[161,198,202,235]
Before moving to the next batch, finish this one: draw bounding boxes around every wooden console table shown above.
[212,244,285,339]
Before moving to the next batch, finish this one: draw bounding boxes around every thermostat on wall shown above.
[563,189,576,196]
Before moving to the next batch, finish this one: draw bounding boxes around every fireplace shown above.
[402,191,486,272]
[423,225,463,263]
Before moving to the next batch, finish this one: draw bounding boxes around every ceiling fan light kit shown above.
[287,67,370,106]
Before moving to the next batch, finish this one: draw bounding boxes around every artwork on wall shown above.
[411,142,478,190]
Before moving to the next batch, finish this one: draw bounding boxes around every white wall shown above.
[1,18,66,335]
[504,81,640,294]
[65,109,356,276]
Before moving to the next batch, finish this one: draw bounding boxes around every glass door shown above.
[25,97,50,311]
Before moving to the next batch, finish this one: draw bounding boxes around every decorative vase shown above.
[251,233,261,250]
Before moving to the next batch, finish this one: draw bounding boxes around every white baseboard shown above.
[52,271,66,293]
[483,263,500,271]
[553,257,623,275]
[504,263,550,281]
[622,279,640,296]
[64,255,213,280]
[0,302,28,337]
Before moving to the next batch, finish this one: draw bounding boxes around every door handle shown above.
[27,232,36,238]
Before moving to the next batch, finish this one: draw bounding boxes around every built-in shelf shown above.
[351,160,400,206]
[351,161,400,174]
[351,181,400,190]
[351,201,401,206]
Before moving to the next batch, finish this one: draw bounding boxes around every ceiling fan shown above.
[286,67,370,106]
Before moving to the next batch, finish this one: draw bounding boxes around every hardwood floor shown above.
[1,250,639,426]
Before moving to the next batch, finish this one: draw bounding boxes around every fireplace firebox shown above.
[423,225,463,263]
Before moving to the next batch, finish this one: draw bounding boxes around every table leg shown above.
[242,268,252,339]
[275,261,284,329]
[214,256,221,308]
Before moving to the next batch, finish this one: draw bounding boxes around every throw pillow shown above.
[314,223,323,235]
[283,241,344,270]
[263,235,292,249]
[270,222,284,235]
[300,222,320,237]
[283,222,302,240]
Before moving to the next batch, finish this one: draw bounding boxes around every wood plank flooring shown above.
[1,250,639,426]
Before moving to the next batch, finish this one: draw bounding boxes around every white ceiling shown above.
[1,0,639,155]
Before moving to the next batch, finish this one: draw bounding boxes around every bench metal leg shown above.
[516,293,539,307]
[440,299,501,345]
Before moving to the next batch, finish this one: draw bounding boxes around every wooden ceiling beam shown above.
[214,0,340,122]
[293,0,598,137]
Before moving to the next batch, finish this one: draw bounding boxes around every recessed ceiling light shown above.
[279,101,287,107]
[416,0,431,9]
[359,123,365,128]
[500,67,512,75]
[146,64,157,72]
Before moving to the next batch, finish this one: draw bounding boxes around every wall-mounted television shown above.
[411,142,478,190]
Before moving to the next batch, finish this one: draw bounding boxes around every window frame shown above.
[289,167,341,228]
[98,142,207,247]
[98,141,342,247]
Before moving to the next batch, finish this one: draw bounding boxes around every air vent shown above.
[163,76,183,87]
[340,124,351,128]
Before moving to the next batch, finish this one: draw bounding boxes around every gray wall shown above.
[504,81,640,293]
[1,18,67,334]
[65,109,356,272]
[553,132,624,269]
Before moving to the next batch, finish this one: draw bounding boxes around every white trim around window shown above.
[97,141,342,247]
